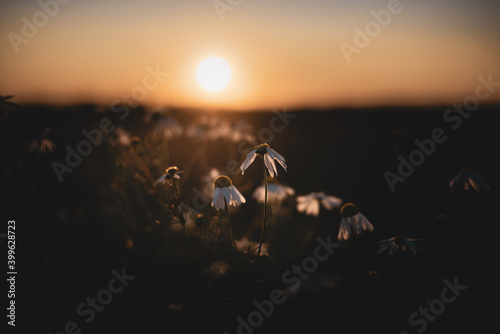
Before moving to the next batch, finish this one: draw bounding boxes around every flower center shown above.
[392,236,406,245]
[166,166,179,176]
[131,136,141,145]
[214,175,232,188]
[254,143,270,155]
[340,203,359,218]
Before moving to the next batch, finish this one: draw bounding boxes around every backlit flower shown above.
[377,236,422,255]
[29,128,56,154]
[448,168,491,193]
[211,175,246,210]
[240,143,287,177]
[155,166,183,185]
[253,179,295,205]
[297,192,342,217]
[113,126,132,146]
[338,203,374,241]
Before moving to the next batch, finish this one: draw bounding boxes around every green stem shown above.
[257,157,268,259]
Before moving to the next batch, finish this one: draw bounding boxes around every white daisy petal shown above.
[359,213,374,231]
[265,153,278,177]
[311,199,320,216]
[356,215,364,233]
[212,188,220,204]
[230,185,246,205]
[469,178,480,192]
[346,216,356,236]
[264,154,276,177]
[222,187,231,204]
[337,221,344,240]
[321,196,342,210]
[266,147,285,162]
[212,188,223,210]
[155,175,167,185]
[228,186,238,206]
[216,191,225,210]
[267,148,288,172]
[338,218,350,240]
[240,150,257,174]
[377,242,392,254]
[297,195,313,212]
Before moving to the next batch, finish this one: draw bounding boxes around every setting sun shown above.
[196,57,232,92]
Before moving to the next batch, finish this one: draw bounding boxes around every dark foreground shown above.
[1,102,499,333]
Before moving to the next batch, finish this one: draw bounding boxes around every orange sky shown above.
[1,0,499,110]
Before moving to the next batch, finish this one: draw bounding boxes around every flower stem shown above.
[172,178,181,206]
[257,157,268,259]
[225,198,235,272]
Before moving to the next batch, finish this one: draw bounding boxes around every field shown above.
[2,101,499,333]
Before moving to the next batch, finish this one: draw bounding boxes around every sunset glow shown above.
[0,0,499,110]
[196,57,232,92]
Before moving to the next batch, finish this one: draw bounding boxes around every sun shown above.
[196,57,232,92]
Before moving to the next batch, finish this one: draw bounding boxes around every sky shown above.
[1,0,500,111]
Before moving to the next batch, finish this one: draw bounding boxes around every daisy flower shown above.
[211,175,246,210]
[337,203,374,241]
[448,168,491,193]
[29,138,56,154]
[253,179,295,205]
[377,236,422,255]
[155,166,183,185]
[240,143,287,177]
[212,175,245,271]
[29,128,56,154]
[112,126,131,146]
[296,192,342,217]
